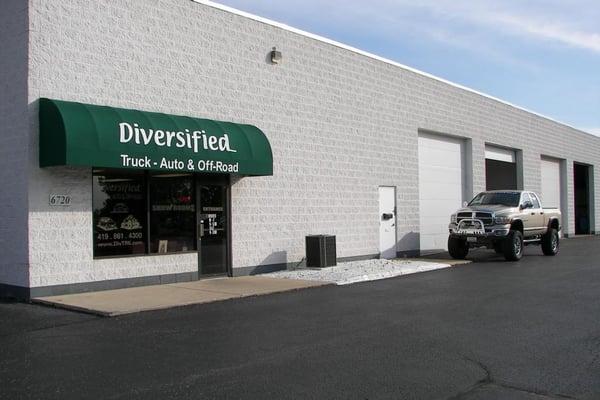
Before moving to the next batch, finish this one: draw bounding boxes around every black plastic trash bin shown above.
[305,235,336,268]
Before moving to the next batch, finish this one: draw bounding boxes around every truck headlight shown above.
[451,214,457,223]
[494,216,511,225]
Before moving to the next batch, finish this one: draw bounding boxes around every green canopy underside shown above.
[39,98,273,176]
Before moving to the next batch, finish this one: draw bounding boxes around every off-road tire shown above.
[503,230,524,261]
[448,236,469,259]
[541,228,559,256]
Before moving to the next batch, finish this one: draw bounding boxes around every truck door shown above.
[530,193,547,235]
[525,192,545,236]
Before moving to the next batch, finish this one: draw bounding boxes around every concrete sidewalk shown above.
[33,258,469,317]
[33,276,329,317]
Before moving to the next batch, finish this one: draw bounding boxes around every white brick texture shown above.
[0,0,29,286]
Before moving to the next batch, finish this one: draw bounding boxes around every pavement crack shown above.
[490,382,578,399]
[0,317,100,339]
[464,357,493,384]
[445,357,492,400]
[446,355,578,400]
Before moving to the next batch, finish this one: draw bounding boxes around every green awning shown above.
[39,98,273,176]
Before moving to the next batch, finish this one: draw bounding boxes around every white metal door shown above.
[379,186,397,259]
[541,158,562,210]
[418,133,465,252]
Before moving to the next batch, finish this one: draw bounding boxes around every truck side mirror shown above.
[521,201,533,210]
[462,201,468,207]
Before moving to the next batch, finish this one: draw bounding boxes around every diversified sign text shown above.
[119,122,237,153]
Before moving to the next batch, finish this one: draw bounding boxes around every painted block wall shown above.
[0,0,29,287]
[24,0,600,288]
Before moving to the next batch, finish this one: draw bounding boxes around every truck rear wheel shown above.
[541,228,559,256]
[448,236,468,259]
[503,230,523,261]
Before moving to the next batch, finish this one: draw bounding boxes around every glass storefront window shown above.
[93,170,147,257]
[149,174,196,253]
[92,169,217,259]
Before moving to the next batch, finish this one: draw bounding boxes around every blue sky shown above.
[214,0,600,135]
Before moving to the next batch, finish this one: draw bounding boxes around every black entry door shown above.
[574,163,591,234]
[197,176,229,276]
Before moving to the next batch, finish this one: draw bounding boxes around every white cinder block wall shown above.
[0,0,29,288]
[12,0,600,289]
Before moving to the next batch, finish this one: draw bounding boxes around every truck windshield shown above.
[469,192,520,207]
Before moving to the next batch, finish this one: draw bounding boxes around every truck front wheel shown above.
[503,230,524,261]
[448,236,469,259]
[541,228,559,256]
[493,242,504,254]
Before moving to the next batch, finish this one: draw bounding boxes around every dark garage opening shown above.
[574,163,592,234]
[485,159,517,191]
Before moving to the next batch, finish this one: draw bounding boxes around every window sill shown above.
[93,251,198,261]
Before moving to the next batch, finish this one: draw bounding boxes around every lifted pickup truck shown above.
[448,191,561,261]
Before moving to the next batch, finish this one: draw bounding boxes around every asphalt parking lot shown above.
[1,236,600,399]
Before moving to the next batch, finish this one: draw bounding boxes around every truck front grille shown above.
[475,212,493,226]
[457,212,494,226]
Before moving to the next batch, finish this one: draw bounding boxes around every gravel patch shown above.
[265,258,452,285]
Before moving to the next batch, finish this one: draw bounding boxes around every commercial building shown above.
[1,0,598,298]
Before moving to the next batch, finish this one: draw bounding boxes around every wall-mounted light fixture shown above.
[270,47,282,64]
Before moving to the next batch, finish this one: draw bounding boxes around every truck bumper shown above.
[448,223,511,246]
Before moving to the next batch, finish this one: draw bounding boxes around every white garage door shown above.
[485,145,516,163]
[541,158,562,210]
[418,133,465,252]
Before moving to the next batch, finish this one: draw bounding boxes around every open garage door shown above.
[418,132,466,253]
[485,145,518,191]
[540,157,562,210]
[574,163,593,234]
